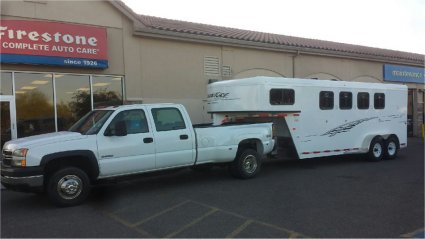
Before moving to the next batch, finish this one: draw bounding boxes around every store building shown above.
[1,0,424,146]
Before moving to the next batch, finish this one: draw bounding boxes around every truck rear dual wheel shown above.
[46,167,91,207]
[230,149,261,179]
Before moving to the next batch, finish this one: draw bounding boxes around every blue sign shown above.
[0,54,108,69]
[384,64,424,84]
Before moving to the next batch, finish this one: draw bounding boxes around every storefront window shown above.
[1,72,124,138]
[1,72,13,95]
[14,73,55,137]
[92,76,123,108]
[55,74,91,131]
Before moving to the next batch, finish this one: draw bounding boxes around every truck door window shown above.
[357,92,370,109]
[108,110,149,134]
[339,91,352,110]
[374,93,385,109]
[320,91,334,110]
[270,89,295,105]
[151,108,186,131]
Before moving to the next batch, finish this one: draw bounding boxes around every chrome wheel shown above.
[373,143,382,158]
[230,149,261,179]
[57,175,83,200]
[242,155,258,174]
[387,141,396,156]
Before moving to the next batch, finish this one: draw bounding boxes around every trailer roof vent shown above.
[204,56,220,76]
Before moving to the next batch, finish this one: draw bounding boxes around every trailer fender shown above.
[361,134,383,152]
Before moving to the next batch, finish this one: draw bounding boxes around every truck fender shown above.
[40,150,100,179]
[237,138,264,155]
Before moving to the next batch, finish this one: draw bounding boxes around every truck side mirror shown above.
[104,120,127,136]
[115,121,127,136]
[104,127,113,136]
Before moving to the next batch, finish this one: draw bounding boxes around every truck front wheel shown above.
[230,149,261,179]
[46,167,91,207]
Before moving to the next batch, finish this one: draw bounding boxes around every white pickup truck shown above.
[1,103,274,206]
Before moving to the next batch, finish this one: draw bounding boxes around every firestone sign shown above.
[0,20,108,69]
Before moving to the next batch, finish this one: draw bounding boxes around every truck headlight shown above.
[11,148,28,167]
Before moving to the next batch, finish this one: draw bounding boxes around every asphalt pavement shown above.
[1,138,424,238]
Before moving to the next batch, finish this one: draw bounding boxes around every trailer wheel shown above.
[367,136,385,162]
[46,167,91,207]
[384,136,399,160]
[230,149,261,179]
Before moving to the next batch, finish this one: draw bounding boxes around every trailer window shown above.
[320,91,334,110]
[270,89,295,105]
[374,93,385,109]
[339,92,352,110]
[357,92,369,109]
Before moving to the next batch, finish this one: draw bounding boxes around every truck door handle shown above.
[180,134,189,140]
[143,137,153,143]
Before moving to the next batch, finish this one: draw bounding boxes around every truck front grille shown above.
[2,150,13,166]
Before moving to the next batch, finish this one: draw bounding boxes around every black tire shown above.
[46,167,91,207]
[384,136,399,160]
[367,136,385,162]
[230,149,261,179]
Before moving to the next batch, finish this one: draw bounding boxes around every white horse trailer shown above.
[207,76,407,161]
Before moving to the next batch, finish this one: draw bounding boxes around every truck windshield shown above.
[69,110,113,135]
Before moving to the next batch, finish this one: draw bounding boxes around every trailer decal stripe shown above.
[321,117,378,137]
[302,148,362,155]
[226,112,301,119]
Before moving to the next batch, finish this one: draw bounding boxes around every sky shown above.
[122,0,425,55]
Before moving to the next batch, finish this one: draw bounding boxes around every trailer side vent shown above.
[222,65,232,77]
[204,56,220,76]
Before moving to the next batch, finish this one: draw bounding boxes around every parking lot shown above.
[1,138,424,238]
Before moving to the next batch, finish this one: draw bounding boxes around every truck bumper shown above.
[1,164,44,192]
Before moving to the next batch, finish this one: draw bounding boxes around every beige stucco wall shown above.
[137,38,221,123]
[294,54,383,82]
[1,0,122,28]
[224,47,293,78]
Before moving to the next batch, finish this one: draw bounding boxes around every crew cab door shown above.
[97,108,156,176]
[147,106,195,169]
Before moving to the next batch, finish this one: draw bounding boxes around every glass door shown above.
[0,96,17,148]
